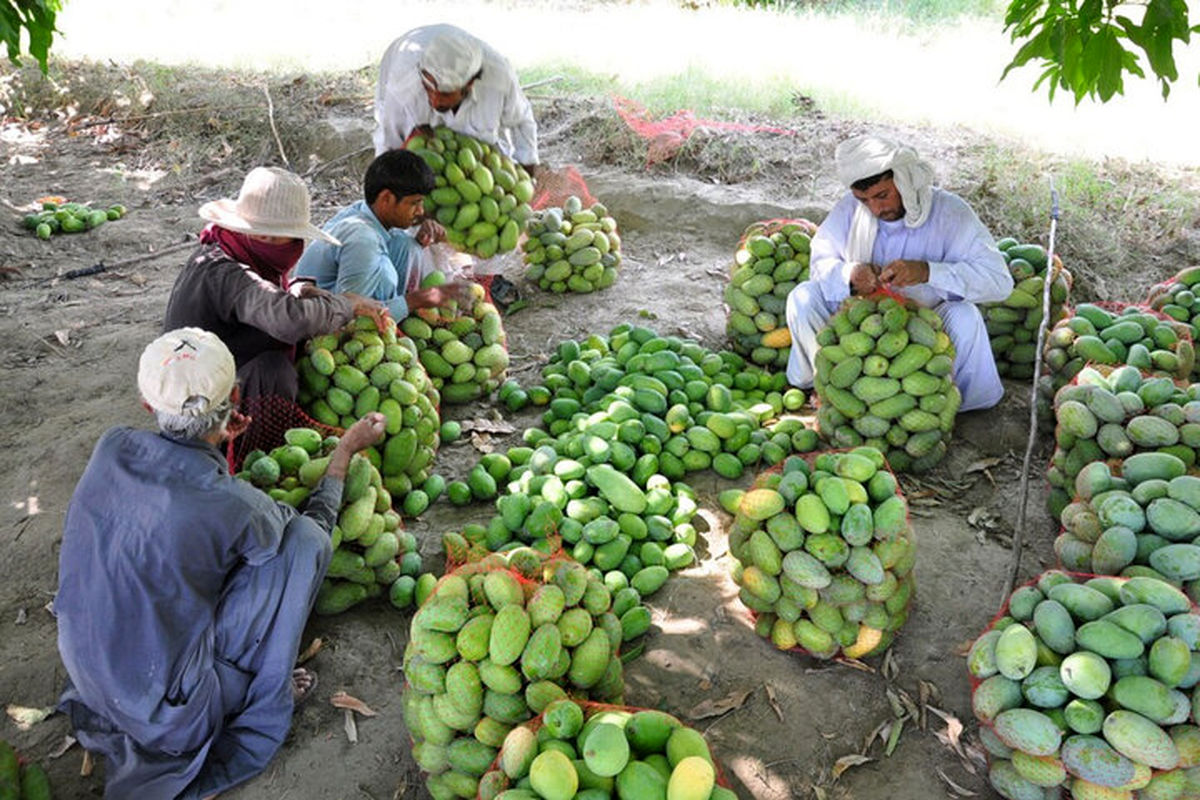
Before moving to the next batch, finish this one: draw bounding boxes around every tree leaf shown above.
[832,753,873,780]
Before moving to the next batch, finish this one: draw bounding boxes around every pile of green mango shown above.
[0,740,50,800]
[22,199,126,239]
[236,427,423,614]
[814,294,960,473]
[1043,303,1194,391]
[296,315,440,505]
[400,274,509,404]
[983,238,1072,380]
[725,447,915,660]
[402,559,626,800]
[1147,266,1200,378]
[1046,364,1200,521]
[522,195,623,294]
[476,699,734,800]
[971,571,1200,800]
[404,127,534,258]
[725,219,816,370]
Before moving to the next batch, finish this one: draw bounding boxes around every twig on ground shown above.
[263,83,289,167]
[304,145,373,179]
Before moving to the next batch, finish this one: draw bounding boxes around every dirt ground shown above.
[0,64,1194,800]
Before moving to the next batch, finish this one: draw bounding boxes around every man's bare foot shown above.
[291,667,318,704]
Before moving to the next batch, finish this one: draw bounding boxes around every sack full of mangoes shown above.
[236,427,423,614]
[1043,302,1194,391]
[970,570,1200,800]
[404,127,534,258]
[401,558,626,800]
[475,699,737,800]
[1046,364,1200,522]
[1147,265,1200,377]
[725,218,817,370]
[1055,451,1200,595]
[296,315,440,503]
[522,195,623,293]
[727,447,915,660]
[814,292,959,473]
[400,272,509,403]
[983,237,1072,380]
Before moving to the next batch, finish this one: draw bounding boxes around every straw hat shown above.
[199,167,339,244]
[138,328,236,417]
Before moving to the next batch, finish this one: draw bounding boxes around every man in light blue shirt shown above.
[295,150,469,320]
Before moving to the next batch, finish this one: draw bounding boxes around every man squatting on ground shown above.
[785,134,1014,412]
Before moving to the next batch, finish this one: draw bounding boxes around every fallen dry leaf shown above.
[49,735,76,759]
[331,691,377,717]
[6,704,54,730]
[835,656,876,674]
[460,418,517,435]
[81,750,94,777]
[297,637,323,665]
[764,683,784,722]
[820,729,839,740]
[885,717,905,757]
[954,639,975,657]
[929,706,967,760]
[14,608,26,625]
[688,687,753,720]
[865,719,890,752]
[831,753,873,780]
[343,708,358,743]
[965,457,1003,474]
[470,431,495,454]
[937,767,978,797]
[53,329,70,346]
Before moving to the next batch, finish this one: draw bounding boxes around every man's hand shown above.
[407,280,475,311]
[849,262,880,296]
[522,163,544,182]
[412,124,436,141]
[294,282,330,300]
[879,259,930,288]
[343,292,389,332]
[326,413,387,480]
[415,218,446,247]
[223,409,252,442]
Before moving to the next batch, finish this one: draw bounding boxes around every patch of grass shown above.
[692,0,1005,26]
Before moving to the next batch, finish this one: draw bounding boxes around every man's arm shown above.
[302,414,388,530]
[809,194,873,303]
[333,225,410,320]
[373,44,428,155]
[220,263,357,345]
[499,78,539,167]
[920,196,1013,304]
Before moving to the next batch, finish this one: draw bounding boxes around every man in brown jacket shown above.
[164,167,386,400]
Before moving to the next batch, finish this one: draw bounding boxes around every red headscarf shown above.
[200,223,304,289]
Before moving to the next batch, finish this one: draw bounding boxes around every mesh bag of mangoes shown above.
[475,699,738,800]
[401,557,627,800]
[814,292,960,473]
[404,127,534,258]
[1147,265,1200,379]
[296,315,440,505]
[522,195,623,294]
[724,218,818,371]
[235,427,423,615]
[724,446,915,661]
[982,236,1072,380]
[399,272,509,404]
[970,570,1200,800]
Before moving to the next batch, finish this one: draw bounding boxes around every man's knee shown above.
[282,517,333,572]
[786,281,824,325]
[937,301,984,330]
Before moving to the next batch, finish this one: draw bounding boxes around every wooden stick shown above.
[303,145,373,179]
[263,83,289,167]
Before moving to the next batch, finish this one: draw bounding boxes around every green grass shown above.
[701,0,1006,26]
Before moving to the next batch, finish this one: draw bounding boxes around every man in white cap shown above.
[785,134,1013,412]
[55,327,386,799]
[373,24,539,171]
[164,166,387,400]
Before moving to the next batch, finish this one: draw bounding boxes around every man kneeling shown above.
[55,328,385,799]
[785,134,1013,412]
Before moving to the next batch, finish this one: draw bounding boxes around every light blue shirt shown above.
[809,187,1012,308]
[295,200,421,320]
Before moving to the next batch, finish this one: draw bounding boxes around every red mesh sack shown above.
[398,280,509,404]
[612,95,798,167]
[967,571,1200,797]
[402,558,628,797]
[530,165,596,211]
[727,448,915,662]
[1043,301,1195,391]
[227,394,340,473]
[812,291,959,474]
[474,699,737,798]
[725,218,818,372]
[983,250,1073,382]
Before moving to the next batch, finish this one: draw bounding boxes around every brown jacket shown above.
[163,244,354,369]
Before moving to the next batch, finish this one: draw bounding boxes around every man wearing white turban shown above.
[373,24,539,170]
[785,134,1013,412]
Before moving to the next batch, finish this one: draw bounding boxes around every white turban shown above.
[836,134,935,229]
[419,30,484,91]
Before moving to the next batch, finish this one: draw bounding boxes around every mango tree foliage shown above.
[1002,0,1199,102]
[1,0,62,73]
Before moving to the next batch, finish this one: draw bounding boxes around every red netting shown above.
[227,394,341,473]
[1146,265,1200,306]
[613,95,799,166]
[730,450,915,662]
[474,700,736,799]
[530,165,596,211]
[736,218,819,249]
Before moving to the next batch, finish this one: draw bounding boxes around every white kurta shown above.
[373,25,538,164]
[785,187,1013,412]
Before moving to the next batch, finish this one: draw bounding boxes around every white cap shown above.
[419,31,484,91]
[138,328,236,416]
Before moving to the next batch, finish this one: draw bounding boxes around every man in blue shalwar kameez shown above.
[55,327,385,799]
